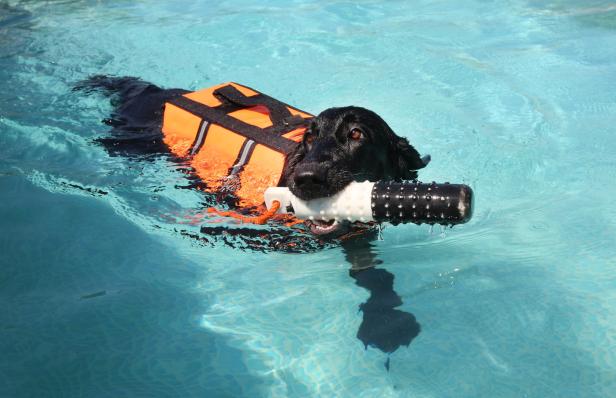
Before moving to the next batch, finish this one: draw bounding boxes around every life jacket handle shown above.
[213,85,294,126]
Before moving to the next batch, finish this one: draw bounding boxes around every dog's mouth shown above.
[304,219,350,237]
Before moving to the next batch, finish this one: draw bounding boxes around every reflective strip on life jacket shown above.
[162,82,313,208]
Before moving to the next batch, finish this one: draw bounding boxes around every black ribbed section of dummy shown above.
[371,181,473,225]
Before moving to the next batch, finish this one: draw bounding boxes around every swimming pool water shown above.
[1,0,616,397]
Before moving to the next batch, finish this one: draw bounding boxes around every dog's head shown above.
[282,106,429,235]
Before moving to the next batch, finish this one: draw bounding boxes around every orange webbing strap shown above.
[283,218,304,227]
[339,222,378,241]
[207,200,282,225]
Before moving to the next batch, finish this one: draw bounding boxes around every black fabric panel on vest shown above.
[264,115,310,136]
[213,85,294,126]
[214,102,244,114]
[169,96,298,155]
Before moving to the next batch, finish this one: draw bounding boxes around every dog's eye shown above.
[349,128,363,141]
[305,133,315,145]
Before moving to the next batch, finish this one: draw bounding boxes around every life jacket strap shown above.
[169,95,302,155]
[213,85,294,126]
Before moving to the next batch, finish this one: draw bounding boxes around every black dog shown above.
[77,75,425,359]
[77,75,430,237]
[285,106,428,200]
[283,106,430,236]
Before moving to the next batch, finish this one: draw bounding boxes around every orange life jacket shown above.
[162,82,312,208]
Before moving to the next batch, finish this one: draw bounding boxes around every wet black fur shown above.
[75,75,188,157]
[282,106,428,200]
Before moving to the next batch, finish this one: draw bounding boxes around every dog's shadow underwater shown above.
[199,223,422,368]
[342,234,420,369]
[195,224,421,367]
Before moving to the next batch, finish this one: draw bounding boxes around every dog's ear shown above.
[391,136,429,180]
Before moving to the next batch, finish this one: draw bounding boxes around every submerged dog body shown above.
[78,76,429,236]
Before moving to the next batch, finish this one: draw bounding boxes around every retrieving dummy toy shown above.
[264,181,473,226]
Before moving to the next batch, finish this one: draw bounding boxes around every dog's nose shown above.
[294,168,326,189]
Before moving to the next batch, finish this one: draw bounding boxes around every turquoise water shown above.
[2,0,616,396]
